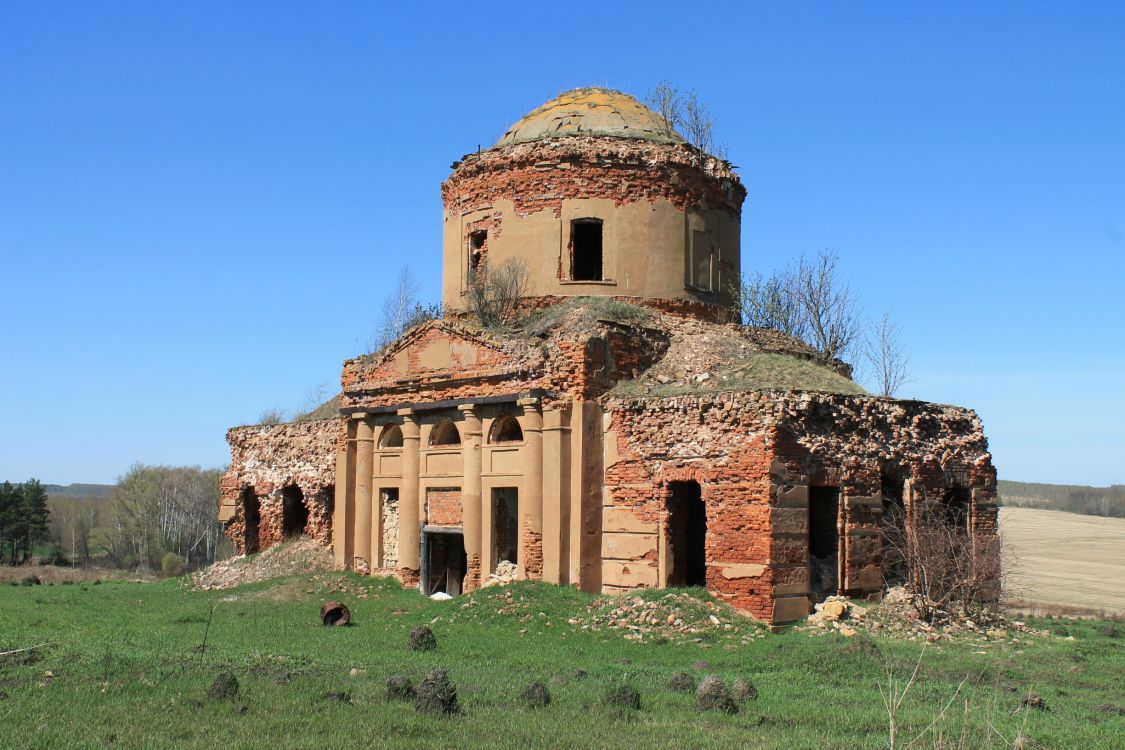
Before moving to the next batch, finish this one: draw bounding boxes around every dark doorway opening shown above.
[422,529,467,596]
[667,481,706,587]
[880,472,906,585]
[241,488,260,554]
[281,485,308,538]
[808,486,840,601]
[492,487,518,567]
[571,219,604,281]
[942,486,971,529]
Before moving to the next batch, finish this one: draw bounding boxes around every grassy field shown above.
[1,573,1122,750]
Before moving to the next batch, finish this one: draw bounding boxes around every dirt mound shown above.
[192,537,335,590]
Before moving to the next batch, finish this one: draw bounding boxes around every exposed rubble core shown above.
[219,88,998,624]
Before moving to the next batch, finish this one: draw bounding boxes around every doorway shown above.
[241,488,260,554]
[667,481,706,587]
[808,486,840,601]
[421,529,467,596]
[281,485,308,537]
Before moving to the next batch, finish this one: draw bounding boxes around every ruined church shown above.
[219,88,999,625]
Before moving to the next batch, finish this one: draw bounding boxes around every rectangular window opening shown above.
[492,487,518,569]
[468,230,487,273]
[808,486,841,602]
[571,220,603,281]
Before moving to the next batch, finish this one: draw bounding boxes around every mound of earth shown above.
[192,537,336,590]
[568,591,762,642]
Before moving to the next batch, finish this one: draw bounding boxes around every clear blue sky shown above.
[1,2,1122,486]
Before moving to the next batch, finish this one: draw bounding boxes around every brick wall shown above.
[426,487,462,527]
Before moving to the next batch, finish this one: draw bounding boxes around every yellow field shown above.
[1001,506,1125,615]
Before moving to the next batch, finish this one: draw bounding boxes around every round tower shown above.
[440,88,746,318]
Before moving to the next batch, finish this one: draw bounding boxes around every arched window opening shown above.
[240,487,260,554]
[489,415,523,443]
[281,485,308,538]
[379,424,404,448]
[430,421,461,446]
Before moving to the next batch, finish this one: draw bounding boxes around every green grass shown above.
[1,575,1121,749]
[614,353,867,398]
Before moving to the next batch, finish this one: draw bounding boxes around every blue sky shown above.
[1,2,1122,486]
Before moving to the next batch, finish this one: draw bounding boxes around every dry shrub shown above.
[520,681,551,709]
[415,668,459,715]
[669,672,696,693]
[465,258,528,329]
[207,672,239,701]
[731,678,758,702]
[695,675,738,714]
[603,684,641,711]
[409,625,437,651]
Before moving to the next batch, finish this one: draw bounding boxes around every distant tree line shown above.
[0,479,50,564]
[998,480,1125,519]
[17,465,231,575]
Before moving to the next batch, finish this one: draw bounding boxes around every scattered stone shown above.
[321,601,351,626]
[323,690,351,703]
[669,672,696,693]
[386,675,415,701]
[207,672,239,702]
[192,537,334,591]
[695,675,738,714]
[520,681,551,709]
[348,668,366,677]
[409,625,437,651]
[415,668,459,715]
[731,678,758,702]
[1022,693,1048,711]
[482,560,518,588]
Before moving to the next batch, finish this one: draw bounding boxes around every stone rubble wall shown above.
[221,418,343,554]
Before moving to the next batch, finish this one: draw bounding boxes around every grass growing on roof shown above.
[0,574,1120,749]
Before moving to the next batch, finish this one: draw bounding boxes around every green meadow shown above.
[1,573,1121,749]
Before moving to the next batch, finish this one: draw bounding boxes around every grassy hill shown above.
[1,569,1121,749]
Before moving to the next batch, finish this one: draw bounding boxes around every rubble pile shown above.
[804,588,1053,643]
[568,593,758,641]
[192,537,336,590]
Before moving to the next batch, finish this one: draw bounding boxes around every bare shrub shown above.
[645,81,726,157]
[864,312,910,397]
[465,258,529,329]
[730,249,863,364]
[882,497,1000,623]
[256,408,286,425]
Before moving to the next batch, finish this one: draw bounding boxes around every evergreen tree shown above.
[21,479,50,562]
[0,482,14,563]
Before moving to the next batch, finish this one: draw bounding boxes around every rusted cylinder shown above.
[320,600,351,626]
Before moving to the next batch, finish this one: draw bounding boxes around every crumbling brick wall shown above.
[443,137,745,219]
[426,487,462,527]
[602,391,998,622]
[221,418,342,554]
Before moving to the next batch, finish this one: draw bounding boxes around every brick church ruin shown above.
[219,88,999,625]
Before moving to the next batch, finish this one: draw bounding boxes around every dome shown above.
[496,87,686,147]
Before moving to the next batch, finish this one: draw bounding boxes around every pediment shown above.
[348,320,532,392]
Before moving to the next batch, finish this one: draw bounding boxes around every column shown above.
[353,416,374,571]
[332,419,356,568]
[519,397,544,580]
[541,405,571,584]
[398,408,421,586]
[459,404,483,591]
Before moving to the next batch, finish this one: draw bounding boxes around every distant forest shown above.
[998,480,1125,518]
